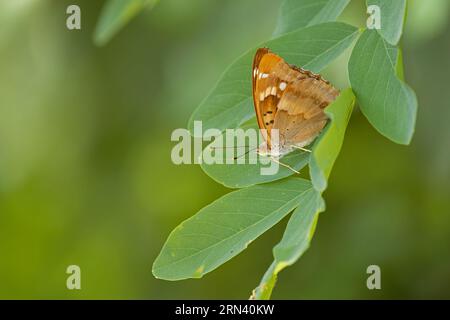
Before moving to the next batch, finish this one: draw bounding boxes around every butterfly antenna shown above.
[233,146,258,160]
[209,145,248,150]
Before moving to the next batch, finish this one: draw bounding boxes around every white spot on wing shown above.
[279,82,287,91]
[270,86,277,95]
[261,73,269,79]
[259,92,265,101]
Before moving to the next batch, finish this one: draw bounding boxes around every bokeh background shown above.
[0,0,449,299]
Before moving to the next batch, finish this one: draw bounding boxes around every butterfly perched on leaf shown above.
[252,48,339,158]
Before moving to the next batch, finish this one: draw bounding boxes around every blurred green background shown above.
[0,0,449,299]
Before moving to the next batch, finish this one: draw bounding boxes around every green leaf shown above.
[152,177,312,280]
[395,47,405,80]
[366,0,407,45]
[273,0,350,36]
[251,188,325,300]
[200,118,310,188]
[348,29,417,145]
[94,0,158,46]
[188,22,359,137]
[309,88,355,192]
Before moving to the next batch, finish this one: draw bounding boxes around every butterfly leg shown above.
[291,145,312,153]
[258,153,300,174]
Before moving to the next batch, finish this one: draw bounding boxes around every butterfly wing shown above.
[252,48,304,148]
[252,47,339,152]
[273,77,340,149]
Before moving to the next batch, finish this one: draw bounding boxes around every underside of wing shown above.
[252,47,340,151]
[273,77,340,148]
[252,48,304,147]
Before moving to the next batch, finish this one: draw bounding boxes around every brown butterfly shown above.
[252,48,339,162]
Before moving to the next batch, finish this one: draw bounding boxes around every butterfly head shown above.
[257,141,290,158]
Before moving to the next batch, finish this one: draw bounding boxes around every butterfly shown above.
[252,48,339,165]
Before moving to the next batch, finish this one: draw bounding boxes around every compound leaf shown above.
[153,177,312,280]
[274,0,350,36]
[252,188,325,299]
[348,30,417,145]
